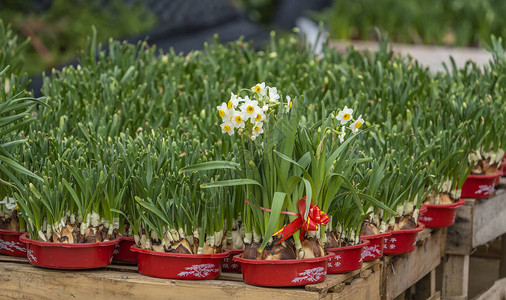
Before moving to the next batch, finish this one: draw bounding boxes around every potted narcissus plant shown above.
[418,126,470,228]
[0,66,47,257]
[184,83,335,286]
[362,128,430,255]
[461,111,504,199]
[280,105,394,273]
[128,131,229,280]
[15,134,121,269]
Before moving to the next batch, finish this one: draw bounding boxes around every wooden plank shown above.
[0,261,319,300]
[500,233,506,279]
[474,278,506,300]
[305,260,379,293]
[445,199,474,255]
[383,229,443,300]
[426,291,440,300]
[472,188,506,247]
[442,255,469,299]
[331,262,382,300]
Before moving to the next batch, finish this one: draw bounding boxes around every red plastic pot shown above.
[0,229,27,257]
[419,198,465,228]
[113,236,137,264]
[461,173,501,199]
[383,223,425,255]
[131,246,228,280]
[222,249,243,273]
[19,233,120,269]
[233,252,335,287]
[326,240,369,274]
[498,159,506,181]
[360,232,391,261]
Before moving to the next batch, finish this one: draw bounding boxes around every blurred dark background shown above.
[0,0,331,74]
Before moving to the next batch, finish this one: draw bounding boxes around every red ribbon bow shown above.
[273,196,330,244]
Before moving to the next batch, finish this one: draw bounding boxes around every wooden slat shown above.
[0,261,320,300]
[426,291,441,300]
[445,199,474,255]
[442,255,469,298]
[383,229,443,300]
[331,262,382,300]
[305,260,379,293]
[472,188,506,247]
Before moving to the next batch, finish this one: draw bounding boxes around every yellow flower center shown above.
[235,115,242,123]
[247,105,255,113]
[254,126,261,132]
[343,113,351,120]
[356,121,362,129]
[289,101,293,109]
[224,125,231,132]
[254,86,261,93]
[227,101,233,109]
[255,114,262,121]
[219,110,225,118]
[14,205,19,210]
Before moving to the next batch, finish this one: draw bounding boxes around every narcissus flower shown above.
[350,114,364,133]
[232,110,246,129]
[220,123,235,136]
[251,82,267,96]
[251,121,264,140]
[268,87,280,102]
[0,197,17,210]
[216,103,229,119]
[336,106,353,125]
[254,110,266,122]
[240,96,261,121]
[227,92,242,109]
[285,95,293,113]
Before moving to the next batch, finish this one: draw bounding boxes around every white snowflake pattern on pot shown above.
[0,238,26,253]
[362,244,381,259]
[418,215,433,222]
[223,263,230,269]
[230,263,239,269]
[475,185,494,195]
[291,267,325,283]
[177,263,219,278]
[385,237,397,250]
[27,249,38,262]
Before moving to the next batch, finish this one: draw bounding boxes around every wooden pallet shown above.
[383,228,445,300]
[0,254,380,300]
[443,178,506,299]
[0,228,446,299]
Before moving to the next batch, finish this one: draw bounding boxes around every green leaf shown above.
[179,161,240,173]
[259,192,286,252]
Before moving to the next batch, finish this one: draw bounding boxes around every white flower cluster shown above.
[217,82,293,140]
[335,106,365,143]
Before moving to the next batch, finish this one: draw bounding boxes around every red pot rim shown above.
[467,172,502,180]
[361,231,391,239]
[326,239,370,251]
[233,251,335,265]
[0,229,24,236]
[130,245,229,258]
[422,198,465,209]
[419,206,428,214]
[388,222,425,235]
[19,233,120,248]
